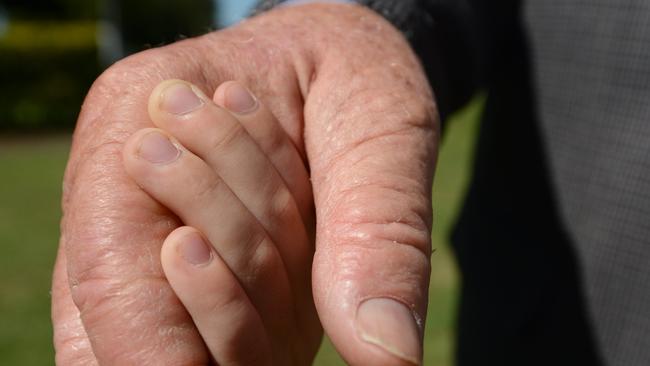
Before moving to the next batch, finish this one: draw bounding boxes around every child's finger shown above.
[122,128,296,356]
[213,81,314,229]
[146,80,313,303]
[161,226,272,366]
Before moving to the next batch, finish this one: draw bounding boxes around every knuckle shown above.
[334,180,431,228]
[268,185,296,226]
[336,220,432,259]
[242,236,280,284]
[69,276,129,318]
[264,123,287,154]
[79,43,201,132]
[73,49,176,158]
[69,272,170,326]
[202,277,245,315]
[327,183,432,258]
[91,46,176,91]
[193,172,224,203]
[68,275,196,362]
[85,51,159,108]
[208,120,246,153]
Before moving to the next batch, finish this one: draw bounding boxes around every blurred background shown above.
[0,0,481,364]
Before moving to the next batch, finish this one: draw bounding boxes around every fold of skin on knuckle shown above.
[313,124,436,252]
[70,275,204,365]
[322,171,433,272]
[207,116,248,154]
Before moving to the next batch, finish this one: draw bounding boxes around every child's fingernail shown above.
[224,83,258,114]
[178,232,213,266]
[137,131,180,164]
[160,82,204,115]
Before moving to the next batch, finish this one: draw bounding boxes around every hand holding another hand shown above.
[53,3,438,365]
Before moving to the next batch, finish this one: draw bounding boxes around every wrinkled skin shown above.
[52,3,438,365]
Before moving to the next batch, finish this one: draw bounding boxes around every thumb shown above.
[304,16,438,366]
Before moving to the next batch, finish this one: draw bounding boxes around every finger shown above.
[161,226,272,366]
[122,128,296,352]
[51,243,98,366]
[213,80,314,228]
[305,38,438,365]
[147,80,312,299]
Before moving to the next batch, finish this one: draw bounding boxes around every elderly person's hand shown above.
[52,3,438,365]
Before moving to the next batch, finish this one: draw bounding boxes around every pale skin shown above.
[52,3,438,365]
[124,79,321,365]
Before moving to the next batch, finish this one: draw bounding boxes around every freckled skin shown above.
[53,3,438,366]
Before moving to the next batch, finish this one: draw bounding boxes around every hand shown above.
[122,79,322,364]
[52,3,438,365]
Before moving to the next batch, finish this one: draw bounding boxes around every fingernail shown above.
[224,83,258,114]
[178,232,213,266]
[137,131,180,164]
[160,82,204,115]
[356,298,422,365]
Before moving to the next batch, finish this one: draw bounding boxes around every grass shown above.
[0,97,480,365]
[0,136,70,365]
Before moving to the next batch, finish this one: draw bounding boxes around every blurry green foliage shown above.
[0,21,99,131]
[0,0,215,132]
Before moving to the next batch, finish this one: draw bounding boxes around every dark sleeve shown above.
[254,0,518,122]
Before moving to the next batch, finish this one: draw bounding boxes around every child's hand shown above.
[122,80,321,364]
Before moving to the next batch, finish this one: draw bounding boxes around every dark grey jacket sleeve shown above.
[359,0,522,121]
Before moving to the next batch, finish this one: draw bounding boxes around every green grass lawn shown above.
[0,99,480,365]
[0,136,70,365]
